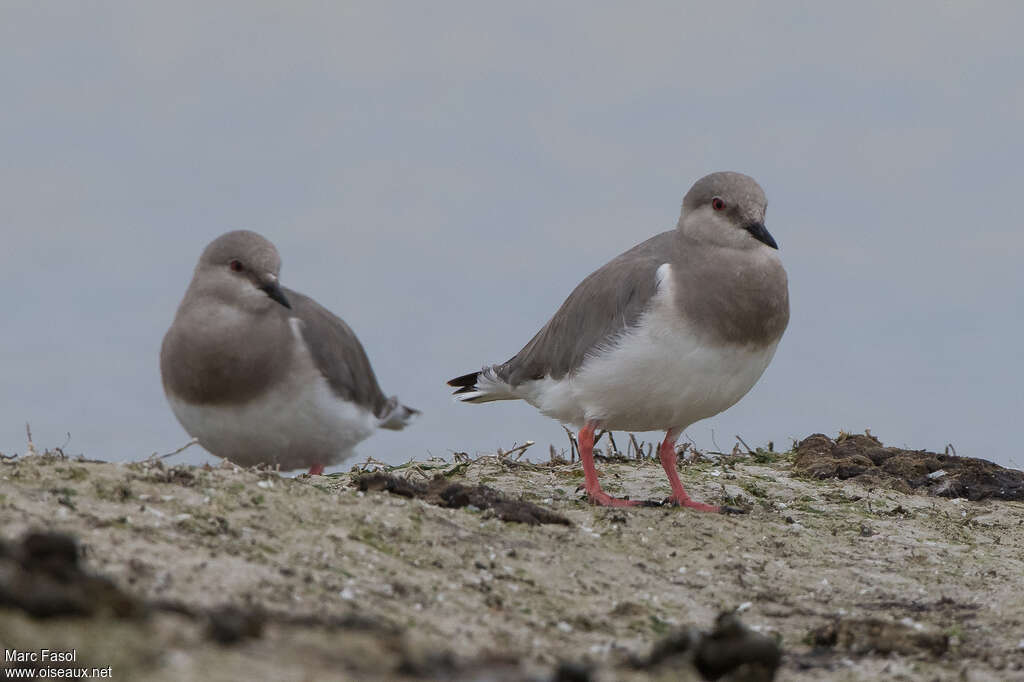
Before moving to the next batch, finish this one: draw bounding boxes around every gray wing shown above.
[495,231,676,386]
[285,288,390,416]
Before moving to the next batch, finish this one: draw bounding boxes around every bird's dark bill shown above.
[260,282,292,308]
[745,222,778,249]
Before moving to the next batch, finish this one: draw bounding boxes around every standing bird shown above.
[161,230,417,474]
[449,172,788,511]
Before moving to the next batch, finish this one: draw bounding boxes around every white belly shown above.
[166,326,379,470]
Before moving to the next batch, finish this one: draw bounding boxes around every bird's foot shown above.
[307,463,325,476]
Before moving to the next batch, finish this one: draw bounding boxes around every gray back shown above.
[286,287,390,416]
[495,232,672,386]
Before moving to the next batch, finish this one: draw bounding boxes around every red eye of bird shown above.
[712,197,726,211]
[229,259,244,272]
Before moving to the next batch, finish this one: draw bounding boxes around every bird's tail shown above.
[447,367,518,403]
[378,397,420,430]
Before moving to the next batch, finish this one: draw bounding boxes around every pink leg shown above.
[307,463,325,476]
[579,421,642,507]
[658,429,719,512]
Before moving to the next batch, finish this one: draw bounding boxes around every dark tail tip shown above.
[377,397,420,430]
[447,371,480,388]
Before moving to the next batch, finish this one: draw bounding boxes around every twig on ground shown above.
[146,437,200,461]
[606,431,620,456]
[562,426,579,463]
[499,441,535,461]
[628,433,642,460]
[25,422,38,457]
[403,463,436,481]
[678,433,706,461]
[352,456,390,472]
[735,435,754,455]
[548,444,570,464]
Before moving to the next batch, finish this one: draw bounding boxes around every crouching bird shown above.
[161,230,418,475]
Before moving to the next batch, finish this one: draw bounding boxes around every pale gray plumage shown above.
[161,230,417,471]
[449,171,789,508]
[451,171,789,401]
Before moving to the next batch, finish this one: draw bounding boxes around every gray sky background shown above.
[3,2,1022,469]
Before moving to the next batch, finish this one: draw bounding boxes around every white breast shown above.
[166,319,379,470]
[520,263,780,432]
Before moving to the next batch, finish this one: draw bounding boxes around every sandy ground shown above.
[2,436,1023,681]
